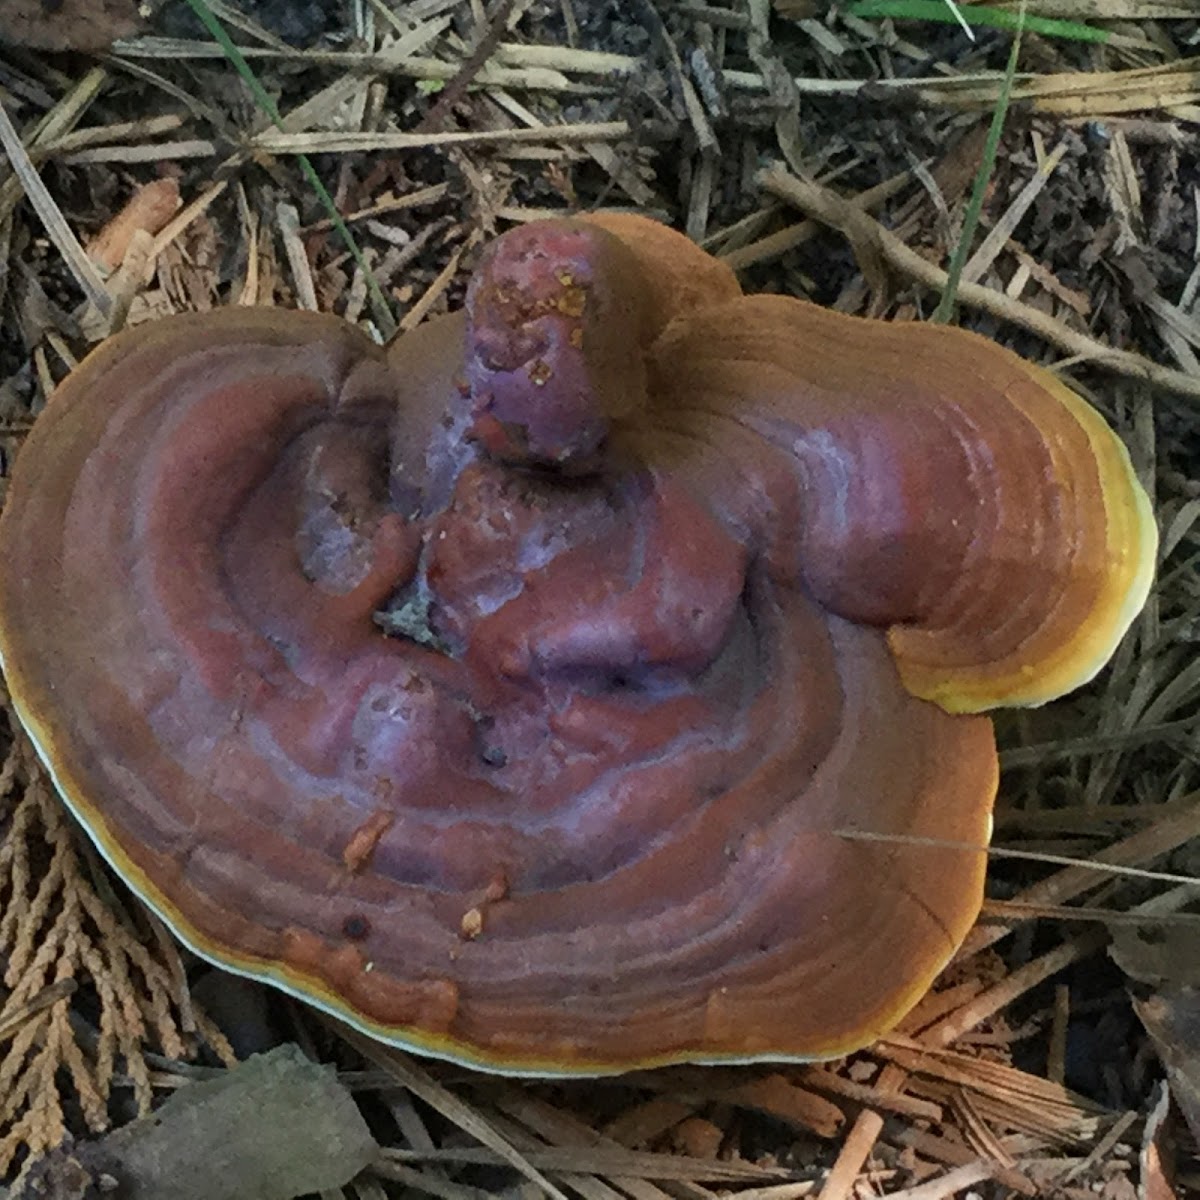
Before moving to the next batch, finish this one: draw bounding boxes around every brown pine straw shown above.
[812,795,1200,1196]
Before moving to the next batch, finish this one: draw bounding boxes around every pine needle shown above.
[835,828,1200,887]
[182,0,397,337]
[933,3,1026,323]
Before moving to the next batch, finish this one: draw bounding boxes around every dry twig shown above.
[759,164,1200,403]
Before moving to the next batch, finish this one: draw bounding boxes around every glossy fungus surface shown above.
[0,215,1156,1073]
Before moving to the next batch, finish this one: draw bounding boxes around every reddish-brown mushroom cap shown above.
[0,215,1154,1074]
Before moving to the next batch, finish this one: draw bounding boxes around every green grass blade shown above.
[183,0,397,336]
[932,5,1025,324]
[846,0,1108,44]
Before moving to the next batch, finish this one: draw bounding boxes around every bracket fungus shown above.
[0,214,1155,1074]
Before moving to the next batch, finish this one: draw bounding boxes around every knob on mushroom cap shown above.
[0,216,1154,1073]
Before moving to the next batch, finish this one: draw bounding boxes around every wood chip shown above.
[800,1067,943,1123]
[602,1097,696,1148]
[926,932,1108,1048]
[894,1129,1039,1196]
[277,202,319,312]
[879,1160,995,1200]
[814,1064,895,1200]
[960,142,1069,286]
[716,1074,845,1139]
[670,1116,724,1160]
[87,179,181,274]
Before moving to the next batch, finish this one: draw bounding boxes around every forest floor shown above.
[0,1,1199,1197]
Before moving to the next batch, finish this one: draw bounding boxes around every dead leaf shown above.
[1112,925,1200,988]
[1135,987,1200,1150]
[41,1043,378,1200]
